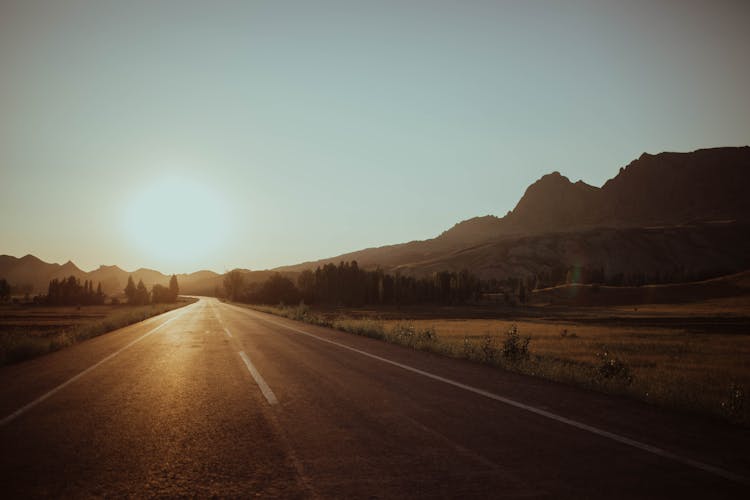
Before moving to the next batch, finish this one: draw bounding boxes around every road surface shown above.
[1,297,748,498]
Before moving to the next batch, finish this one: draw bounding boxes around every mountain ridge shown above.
[0,255,223,296]
[3,146,749,290]
[275,146,750,279]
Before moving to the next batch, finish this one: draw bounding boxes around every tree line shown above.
[123,275,180,305]
[0,278,11,302]
[19,274,183,306]
[224,261,483,306]
[224,261,717,308]
[47,277,105,305]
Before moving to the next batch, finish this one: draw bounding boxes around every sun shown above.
[123,177,230,268]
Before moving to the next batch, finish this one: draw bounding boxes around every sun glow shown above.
[123,177,230,269]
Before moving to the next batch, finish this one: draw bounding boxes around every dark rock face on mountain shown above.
[277,147,750,282]
[438,146,750,242]
[502,172,601,233]
[600,147,750,225]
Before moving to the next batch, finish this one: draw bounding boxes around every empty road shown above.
[1,297,748,498]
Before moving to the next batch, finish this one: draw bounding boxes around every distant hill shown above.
[0,255,300,298]
[4,147,749,293]
[392,221,750,282]
[0,255,86,293]
[276,146,750,282]
[0,255,223,296]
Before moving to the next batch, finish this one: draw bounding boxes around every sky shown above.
[1,0,749,274]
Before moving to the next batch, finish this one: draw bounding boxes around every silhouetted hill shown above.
[394,221,750,281]
[4,147,748,294]
[504,173,600,233]
[0,255,296,298]
[0,255,87,293]
[437,146,750,241]
[276,146,750,282]
[86,265,129,296]
[0,256,222,296]
[174,270,224,296]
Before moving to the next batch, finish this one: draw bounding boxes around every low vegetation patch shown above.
[0,299,195,366]
[721,383,745,423]
[237,301,750,425]
[595,347,633,385]
[501,324,531,362]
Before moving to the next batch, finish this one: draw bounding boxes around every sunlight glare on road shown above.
[122,176,230,269]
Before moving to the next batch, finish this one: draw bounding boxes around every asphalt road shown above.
[1,297,748,498]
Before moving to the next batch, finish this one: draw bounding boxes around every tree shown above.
[169,275,179,301]
[151,276,179,304]
[255,273,299,305]
[518,280,527,305]
[124,276,136,303]
[45,275,104,306]
[0,278,10,302]
[151,284,172,303]
[134,279,150,305]
[227,262,483,307]
[223,270,244,301]
[297,269,316,303]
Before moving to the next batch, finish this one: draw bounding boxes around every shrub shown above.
[0,332,48,365]
[389,322,438,347]
[417,326,437,343]
[289,302,310,321]
[502,324,530,362]
[721,383,745,421]
[462,336,475,358]
[391,322,416,343]
[332,318,386,340]
[596,347,633,385]
[480,334,499,363]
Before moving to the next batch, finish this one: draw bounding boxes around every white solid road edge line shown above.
[238,351,278,405]
[0,304,195,427]
[233,305,748,485]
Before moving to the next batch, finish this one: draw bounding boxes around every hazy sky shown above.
[1,0,749,274]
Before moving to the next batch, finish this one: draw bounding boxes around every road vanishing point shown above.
[1,298,748,498]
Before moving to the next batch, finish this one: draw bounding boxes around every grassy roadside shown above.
[0,298,196,366]
[236,302,748,426]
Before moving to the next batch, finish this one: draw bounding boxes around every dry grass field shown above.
[248,296,750,425]
[0,299,195,366]
[383,317,749,417]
